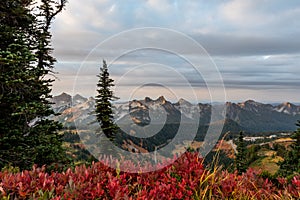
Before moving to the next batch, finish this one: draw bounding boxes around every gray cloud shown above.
[50,0,300,102]
[194,34,300,56]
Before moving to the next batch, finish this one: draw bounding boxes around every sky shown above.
[50,0,300,103]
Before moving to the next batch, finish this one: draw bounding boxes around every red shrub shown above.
[0,152,299,199]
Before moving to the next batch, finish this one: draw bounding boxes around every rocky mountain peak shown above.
[52,92,71,105]
[73,94,86,100]
[276,102,299,115]
[238,99,274,113]
[283,102,293,107]
[72,94,88,105]
[88,97,95,101]
[155,96,166,104]
[144,97,153,102]
[239,99,260,107]
[177,98,192,106]
[242,99,260,106]
[245,99,255,103]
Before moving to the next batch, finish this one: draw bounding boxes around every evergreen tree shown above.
[278,121,300,177]
[0,0,68,170]
[235,131,247,174]
[95,60,119,144]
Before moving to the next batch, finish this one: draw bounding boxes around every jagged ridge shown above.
[51,93,300,134]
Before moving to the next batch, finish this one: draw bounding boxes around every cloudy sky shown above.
[51,0,300,103]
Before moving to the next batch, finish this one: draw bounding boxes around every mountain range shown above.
[50,93,300,152]
[51,92,300,132]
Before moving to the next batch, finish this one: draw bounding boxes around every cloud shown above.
[219,0,300,34]
[220,0,273,27]
[52,0,300,58]
[50,0,300,102]
[193,33,300,56]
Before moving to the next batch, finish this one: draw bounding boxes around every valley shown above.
[52,93,298,173]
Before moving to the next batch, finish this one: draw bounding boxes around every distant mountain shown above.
[51,93,72,113]
[50,93,300,152]
[51,93,300,133]
[275,102,300,116]
[73,94,88,105]
[51,93,88,112]
[225,100,299,132]
[52,92,71,105]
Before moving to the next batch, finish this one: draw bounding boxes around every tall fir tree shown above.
[278,120,300,177]
[235,131,247,174]
[0,0,68,170]
[95,60,119,142]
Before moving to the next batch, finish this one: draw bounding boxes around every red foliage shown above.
[0,152,299,199]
